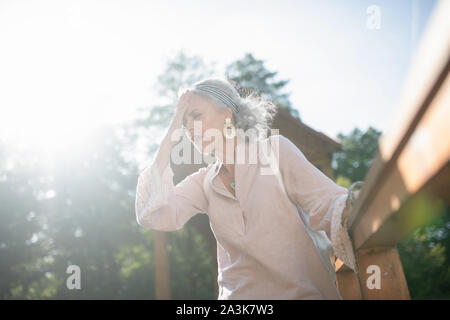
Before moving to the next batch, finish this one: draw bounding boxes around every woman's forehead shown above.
[188,92,214,112]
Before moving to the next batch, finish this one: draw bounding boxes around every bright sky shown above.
[0,0,437,152]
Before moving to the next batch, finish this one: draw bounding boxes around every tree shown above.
[0,125,150,299]
[397,206,450,299]
[136,51,217,130]
[332,126,382,184]
[225,52,300,119]
[127,50,218,299]
[0,143,47,298]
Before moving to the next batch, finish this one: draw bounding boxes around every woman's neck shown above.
[218,135,254,167]
[220,136,237,166]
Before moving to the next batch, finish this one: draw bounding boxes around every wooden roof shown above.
[273,107,342,153]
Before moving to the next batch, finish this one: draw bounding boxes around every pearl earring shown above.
[223,118,236,139]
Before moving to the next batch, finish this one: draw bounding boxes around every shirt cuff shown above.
[330,193,357,273]
[136,162,174,223]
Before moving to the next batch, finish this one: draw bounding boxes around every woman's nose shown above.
[183,120,193,136]
[183,117,191,129]
[182,116,190,130]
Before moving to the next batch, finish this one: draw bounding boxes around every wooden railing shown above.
[335,0,450,299]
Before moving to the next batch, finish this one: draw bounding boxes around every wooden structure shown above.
[152,1,450,299]
[335,0,450,299]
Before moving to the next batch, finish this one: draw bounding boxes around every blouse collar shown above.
[211,135,259,172]
[208,136,261,200]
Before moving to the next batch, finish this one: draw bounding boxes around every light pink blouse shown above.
[135,134,357,299]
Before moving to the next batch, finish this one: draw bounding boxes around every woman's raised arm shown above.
[135,89,209,231]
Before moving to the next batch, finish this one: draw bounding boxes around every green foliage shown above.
[155,52,217,102]
[168,220,216,299]
[137,51,217,128]
[333,126,382,183]
[335,175,352,189]
[225,52,300,119]
[0,126,148,299]
[397,206,450,299]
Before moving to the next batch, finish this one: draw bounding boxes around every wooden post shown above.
[356,246,410,300]
[335,269,363,300]
[210,239,219,298]
[154,231,171,299]
[336,246,411,299]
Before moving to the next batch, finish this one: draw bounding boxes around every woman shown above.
[135,77,357,299]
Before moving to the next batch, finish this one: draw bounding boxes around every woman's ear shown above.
[224,106,233,120]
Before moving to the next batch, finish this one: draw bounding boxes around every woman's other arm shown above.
[274,134,356,271]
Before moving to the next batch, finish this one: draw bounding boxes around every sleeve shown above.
[274,134,357,272]
[135,161,209,231]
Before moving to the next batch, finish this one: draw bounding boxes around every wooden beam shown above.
[351,67,450,250]
[347,0,450,250]
[154,231,171,299]
[335,270,363,300]
[274,107,342,152]
[356,246,410,300]
[358,170,448,249]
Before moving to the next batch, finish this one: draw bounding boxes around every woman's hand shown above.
[342,195,351,230]
[166,89,192,144]
[154,89,192,176]
[343,189,360,230]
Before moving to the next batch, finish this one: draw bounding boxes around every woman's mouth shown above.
[188,130,201,141]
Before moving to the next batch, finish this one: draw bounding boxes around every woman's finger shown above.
[179,91,191,110]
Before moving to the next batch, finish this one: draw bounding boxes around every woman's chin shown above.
[195,143,215,157]
[191,141,206,154]
[189,138,215,157]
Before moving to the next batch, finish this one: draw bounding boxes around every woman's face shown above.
[183,92,232,153]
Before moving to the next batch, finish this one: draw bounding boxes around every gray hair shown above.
[183,77,278,138]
